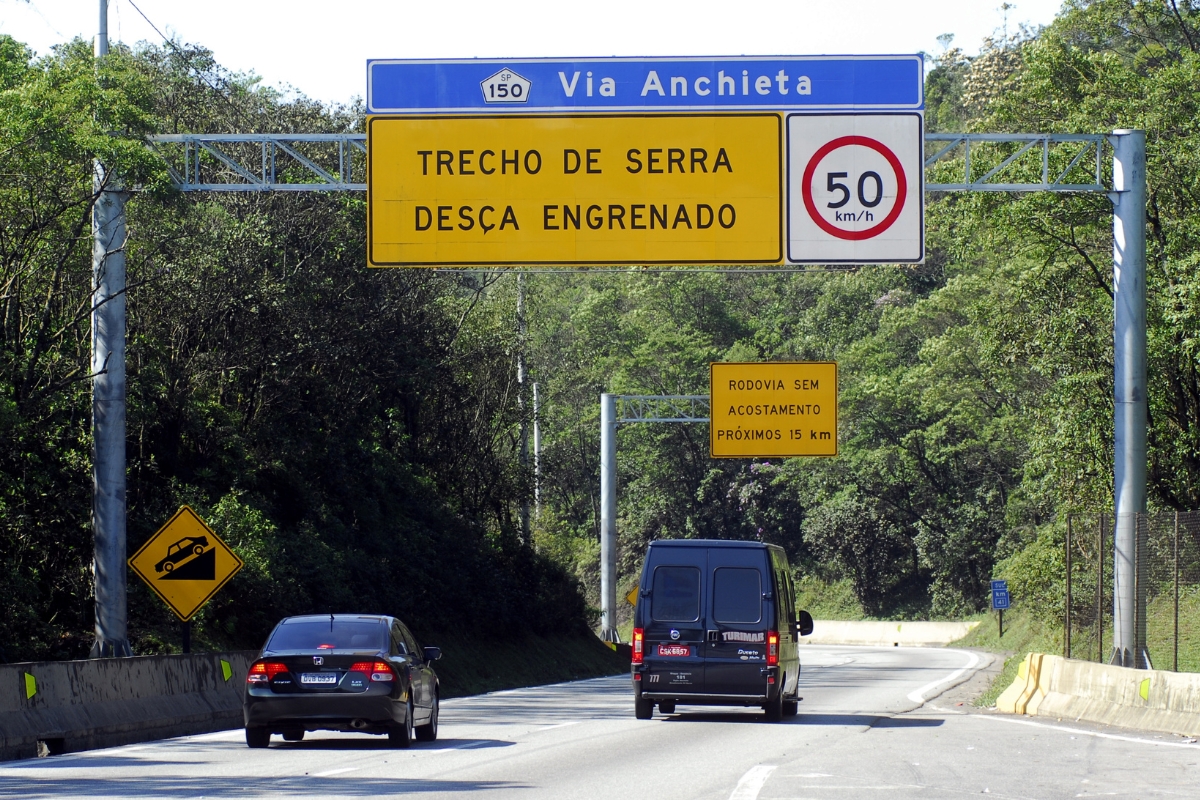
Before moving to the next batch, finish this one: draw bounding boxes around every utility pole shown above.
[90,0,132,658]
[533,382,541,518]
[517,272,530,541]
[1109,129,1148,669]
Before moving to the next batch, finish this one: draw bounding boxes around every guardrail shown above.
[0,651,256,761]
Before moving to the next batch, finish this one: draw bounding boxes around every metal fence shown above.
[1062,511,1200,671]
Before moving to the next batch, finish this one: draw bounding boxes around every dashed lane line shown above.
[729,765,777,800]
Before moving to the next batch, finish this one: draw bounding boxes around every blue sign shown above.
[991,580,1010,610]
[367,56,924,115]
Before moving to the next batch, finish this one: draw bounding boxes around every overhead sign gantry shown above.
[365,56,924,267]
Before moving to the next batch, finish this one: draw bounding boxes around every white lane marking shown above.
[534,720,583,732]
[730,765,777,800]
[313,766,360,777]
[423,740,495,754]
[979,713,1200,748]
[906,651,980,705]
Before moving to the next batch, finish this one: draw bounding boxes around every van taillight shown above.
[632,628,644,664]
[767,631,779,666]
[247,661,287,684]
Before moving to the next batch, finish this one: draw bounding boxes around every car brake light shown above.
[350,661,395,682]
[632,628,644,664]
[247,661,288,683]
[767,631,779,667]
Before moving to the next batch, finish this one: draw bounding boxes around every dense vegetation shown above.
[529,0,1200,626]
[4,0,1200,662]
[0,37,588,661]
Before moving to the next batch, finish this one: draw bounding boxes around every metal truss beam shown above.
[146,134,366,191]
[925,133,1107,193]
[147,132,1110,194]
[616,395,710,423]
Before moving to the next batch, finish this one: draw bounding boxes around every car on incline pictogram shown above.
[153,536,209,573]
[243,614,441,749]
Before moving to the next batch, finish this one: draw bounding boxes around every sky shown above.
[1,0,1069,106]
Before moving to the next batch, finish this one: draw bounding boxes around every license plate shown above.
[299,673,338,685]
[656,644,691,657]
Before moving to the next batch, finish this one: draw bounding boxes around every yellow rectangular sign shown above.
[368,114,782,266]
[710,362,837,457]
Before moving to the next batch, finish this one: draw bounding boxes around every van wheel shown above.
[282,729,304,741]
[658,701,676,714]
[245,727,270,748]
[782,699,799,717]
[763,690,784,722]
[635,698,654,720]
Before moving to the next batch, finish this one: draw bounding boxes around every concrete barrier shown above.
[802,620,980,647]
[0,651,257,761]
[997,652,1200,736]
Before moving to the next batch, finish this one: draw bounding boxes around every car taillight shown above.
[350,661,395,682]
[632,628,644,665]
[247,661,288,683]
[767,630,779,667]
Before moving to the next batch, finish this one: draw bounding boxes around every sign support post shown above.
[599,394,618,642]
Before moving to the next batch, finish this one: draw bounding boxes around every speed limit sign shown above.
[787,113,923,263]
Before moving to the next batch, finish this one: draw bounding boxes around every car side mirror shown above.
[796,610,814,637]
[423,646,442,661]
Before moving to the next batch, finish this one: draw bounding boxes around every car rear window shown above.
[651,566,701,622]
[713,567,762,624]
[266,621,387,652]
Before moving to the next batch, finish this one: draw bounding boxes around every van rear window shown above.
[652,567,701,622]
[713,567,762,624]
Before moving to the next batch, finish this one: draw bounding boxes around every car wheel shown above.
[282,729,304,741]
[763,688,784,722]
[389,699,414,747]
[634,698,654,720]
[193,544,205,555]
[658,701,676,714]
[163,561,174,573]
[415,694,439,742]
[782,699,799,717]
[245,727,270,748]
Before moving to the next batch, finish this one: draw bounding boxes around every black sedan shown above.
[244,614,441,748]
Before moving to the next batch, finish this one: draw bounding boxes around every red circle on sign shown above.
[801,136,907,241]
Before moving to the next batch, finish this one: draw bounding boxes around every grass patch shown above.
[794,576,868,620]
[951,609,1060,707]
[433,632,627,698]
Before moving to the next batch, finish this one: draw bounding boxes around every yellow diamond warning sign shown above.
[129,506,244,621]
[710,362,838,458]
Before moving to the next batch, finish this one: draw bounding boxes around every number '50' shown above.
[826,171,883,209]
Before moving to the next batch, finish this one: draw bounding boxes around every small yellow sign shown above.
[626,587,639,606]
[129,506,244,622]
[368,113,782,266]
[710,362,838,457]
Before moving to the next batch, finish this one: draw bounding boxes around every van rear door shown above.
[642,547,706,694]
[704,548,771,696]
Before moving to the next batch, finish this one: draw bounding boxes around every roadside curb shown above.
[996,652,1200,736]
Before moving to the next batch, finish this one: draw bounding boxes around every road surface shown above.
[5,645,1199,798]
